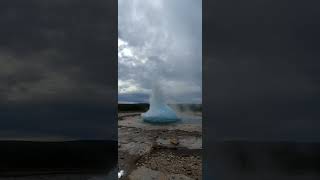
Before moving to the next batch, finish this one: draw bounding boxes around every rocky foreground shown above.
[118,112,202,180]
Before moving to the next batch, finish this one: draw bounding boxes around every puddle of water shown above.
[139,116,202,125]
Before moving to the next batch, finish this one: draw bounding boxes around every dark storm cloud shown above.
[0,0,117,140]
[204,0,320,141]
[0,0,117,103]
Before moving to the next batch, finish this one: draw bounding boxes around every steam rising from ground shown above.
[142,82,179,123]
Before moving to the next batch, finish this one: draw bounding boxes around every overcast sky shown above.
[0,0,117,141]
[118,0,202,104]
[204,0,320,141]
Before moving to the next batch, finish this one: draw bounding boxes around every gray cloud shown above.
[204,0,320,141]
[0,0,117,140]
[118,0,202,104]
[204,1,320,178]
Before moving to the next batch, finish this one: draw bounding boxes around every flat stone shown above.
[156,136,202,150]
[178,136,202,150]
[118,127,154,156]
[119,141,153,156]
[170,138,179,145]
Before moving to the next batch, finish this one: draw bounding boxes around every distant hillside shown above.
[118,103,149,112]
[118,103,202,112]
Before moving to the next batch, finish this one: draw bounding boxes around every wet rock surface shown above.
[119,116,202,133]
[118,112,202,180]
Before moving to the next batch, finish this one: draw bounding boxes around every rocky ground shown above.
[118,112,202,180]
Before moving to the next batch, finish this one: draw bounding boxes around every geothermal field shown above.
[118,101,202,179]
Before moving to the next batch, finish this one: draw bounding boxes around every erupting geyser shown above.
[142,83,179,123]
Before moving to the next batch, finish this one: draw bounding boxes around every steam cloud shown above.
[142,82,179,123]
[118,0,202,104]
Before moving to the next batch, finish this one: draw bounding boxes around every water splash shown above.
[142,82,179,123]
